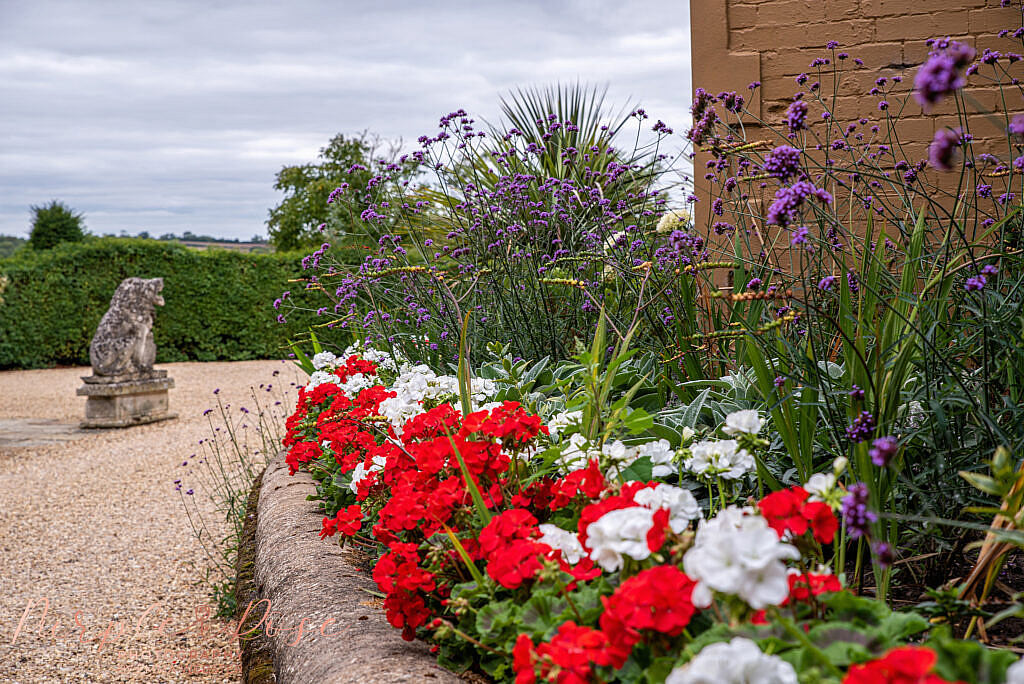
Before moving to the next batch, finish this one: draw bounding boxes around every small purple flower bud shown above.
[872,541,894,568]
[869,436,899,467]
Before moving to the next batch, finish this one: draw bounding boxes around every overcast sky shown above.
[0,1,691,241]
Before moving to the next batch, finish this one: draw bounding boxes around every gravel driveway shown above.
[0,360,304,683]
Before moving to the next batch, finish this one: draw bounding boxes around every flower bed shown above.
[270,10,1024,682]
[282,343,1023,683]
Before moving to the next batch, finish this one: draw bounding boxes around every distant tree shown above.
[137,230,151,239]
[0,235,26,259]
[28,200,86,250]
[267,132,408,252]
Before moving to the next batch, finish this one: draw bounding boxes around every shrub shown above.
[0,238,321,369]
[27,200,86,250]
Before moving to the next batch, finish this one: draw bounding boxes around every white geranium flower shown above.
[633,439,677,477]
[722,409,763,436]
[375,363,498,435]
[556,433,594,471]
[538,524,585,565]
[804,472,837,502]
[686,439,754,480]
[343,341,403,373]
[601,440,639,480]
[339,372,375,398]
[547,410,583,438]
[603,439,629,462]
[685,440,716,475]
[1005,657,1024,684]
[349,455,387,494]
[585,506,657,572]
[722,447,756,479]
[681,426,696,442]
[683,505,798,610]
[311,351,340,370]
[666,637,798,684]
[634,483,701,532]
[305,370,340,391]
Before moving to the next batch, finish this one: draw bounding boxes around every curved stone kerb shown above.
[252,453,463,683]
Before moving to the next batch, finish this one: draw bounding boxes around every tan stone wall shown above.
[688,0,1024,226]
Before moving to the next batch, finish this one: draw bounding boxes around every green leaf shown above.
[926,625,1020,684]
[959,471,1005,497]
[877,610,929,642]
[621,407,654,434]
[522,356,551,384]
[519,593,568,639]
[475,599,515,638]
[618,456,654,482]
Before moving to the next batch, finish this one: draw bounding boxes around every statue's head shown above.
[111,277,164,314]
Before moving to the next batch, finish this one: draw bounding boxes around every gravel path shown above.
[0,360,305,683]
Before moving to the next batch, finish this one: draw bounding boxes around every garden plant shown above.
[270,13,1024,684]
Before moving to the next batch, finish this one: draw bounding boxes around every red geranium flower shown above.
[550,459,606,509]
[843,646,963,684]
[318,504,362,539]
[285,440,322,475]
[599,565,697,666]
[804,500,839,543]
[759,485,838,544]
[532,621,616,684]
[487,538,550,589]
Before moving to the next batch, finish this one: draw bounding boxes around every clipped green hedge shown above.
[0,238,322,369]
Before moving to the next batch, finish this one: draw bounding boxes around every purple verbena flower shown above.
[928,128,962,172]
[914,40,975,111]
[849,385,865,401]
[845,410,875,443]
[846,270,860,294]
[872,541,894,568]
[841,482,877,539]
[818,275,837,291]
[763,145,802,180]
[965,274,987,291]
[869,435,899,467]
[766,181,833,227]
[784,100,809,134]
[1010,114,1024,136]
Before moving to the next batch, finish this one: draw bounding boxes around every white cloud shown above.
[0,0,691,240]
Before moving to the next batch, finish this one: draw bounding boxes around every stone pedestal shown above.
[77,370,177,428]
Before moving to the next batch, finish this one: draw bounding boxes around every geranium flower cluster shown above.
[279,344,1016,682]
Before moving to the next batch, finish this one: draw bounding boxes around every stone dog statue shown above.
[89,277,165,377]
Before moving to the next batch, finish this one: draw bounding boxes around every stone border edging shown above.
[245,452,463,683]
[235,467,275,684]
